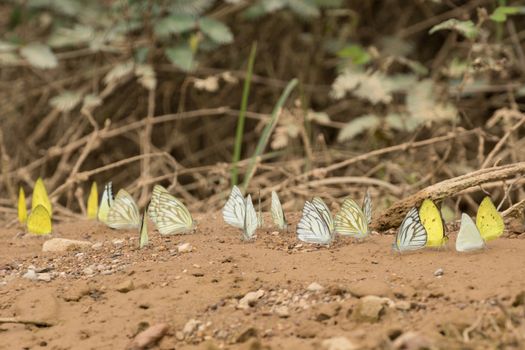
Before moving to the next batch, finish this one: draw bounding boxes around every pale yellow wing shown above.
[476,196,504,241]
[97,182,113,223]
[87,182,98,219]
[32,178,52,216]
[107,189,141,229]
[419,199,447,247]
[18,187,27,224]
[27,204,52,235]
[148,189,195,235]
[139,213,149,248]
[334,197,368,238]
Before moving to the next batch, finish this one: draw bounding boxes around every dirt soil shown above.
[1,212,525,350]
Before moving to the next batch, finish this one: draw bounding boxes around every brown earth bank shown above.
[1,213,525,350]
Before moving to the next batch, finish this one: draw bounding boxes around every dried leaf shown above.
[104,61,134,86]
[49,91,83,112]
[307,110,331,124]
[193,76,219,92]
[337,114,381,142]
[20,43,58,69]
[406,79,457,124]
[429,19,478,39]
[135,64,157,90]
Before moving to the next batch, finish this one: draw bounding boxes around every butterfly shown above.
[98,182,114,223]
[138,212,149,248]
[27,204,52,235]
[393,207,427,252]
[243,194,258,241]
[87,182,98,220]
[297,198,334,244]
[257,192,263,228]
[476,196,504,241]
[32,177,52,216]
[18,187,27,224]
[334,192,371,238]
[419,199,448,247]
[222,185,245,229]
[107,189,141,229]
[456,213,485,252]
[148,185,195,235]
[271,190,287,230]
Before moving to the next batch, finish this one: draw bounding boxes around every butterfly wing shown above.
[334,198,368,238]
[394,207,427,251]
[271,191,287,230]
[149,191,195,235]
[32,177,52,215]
[107,189,141,229]
[87,182,98,219]
[362,190,372,225]
[476,196,504,241]
[98,182,114,223]
[297,201,333,244]
[138,213,149,248]
[419,199,447,247]
[243,194,258,240]
[222,185,245,229]
[27,204,52,235]
[456,213,485,252]
[18,187,27,224]
[312,197,334,233]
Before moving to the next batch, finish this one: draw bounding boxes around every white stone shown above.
[183,319,200,335]
[177,242,193,253]
[22,269,37,281]
[237,289,265,310]
[321,336,358,350]
[306,282,324,292]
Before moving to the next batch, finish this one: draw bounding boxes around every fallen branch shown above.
[373,162,525,231]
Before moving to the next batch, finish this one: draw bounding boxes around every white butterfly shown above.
[97,182,114,223]
[334,197,369,238]
[455,213,485,252]
[243,194,258,241]
[362,189,372,224]
[393,207,427,252]
[271,190,287,230]
[257,192,264,228]
[148,185,195,235]
[107,189,141,229]
[297,199,334,244]
[222,185,245,229]
[138,213,149,249]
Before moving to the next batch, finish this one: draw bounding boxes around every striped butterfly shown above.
[456,213,485,252]
[257,192,263,228]
[222,185,245,229]
[271,190,287,230]
[107,189,141,229]
[98,182,114,224]
[243,194,258,241]
[363,189,372,224]
[138,212,149,249]
[297,198,334,245]
[148,185,195,235]
[334,197,369,238]
[393,207,427,252]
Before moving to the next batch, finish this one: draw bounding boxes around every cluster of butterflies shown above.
[18,179,196,249]
[19,179,505,253]
[222,185,505,252]
[221,185,372,243]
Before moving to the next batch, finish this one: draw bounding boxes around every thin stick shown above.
[0,317,54,327]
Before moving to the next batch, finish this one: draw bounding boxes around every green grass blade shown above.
[242,78,298,190]
[231,42,257,185]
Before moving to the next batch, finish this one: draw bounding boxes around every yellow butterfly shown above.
[334,192,371,238]
[419,199,447,247]
[32,178,52,215]
[87,182,98,219]
[27,204,52,235]
[18,187,27,224]
[97,182,114,223]
[138,213,149,248]
[476,196,504,241]
[148,185,195,235]
[107,189,141,229]
[271,191,287,230]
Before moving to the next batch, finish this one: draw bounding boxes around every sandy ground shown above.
[1,212,525,350]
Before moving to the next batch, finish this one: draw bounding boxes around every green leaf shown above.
[337,114,381,142]
[20,43,58,69]
[337,44,370,65]
[429,19,478,39]
[199,17,234,44]
[490,6,525,22]
[154,14,196,37]
[165,45,194,71]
